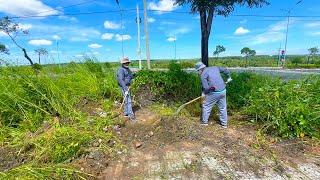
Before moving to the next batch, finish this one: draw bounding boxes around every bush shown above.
[226,73,272,110]
[132,62,201,103]
[244,76,320,138]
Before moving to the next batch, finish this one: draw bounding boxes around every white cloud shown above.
[104,21,121,29]
[234,27,250,35]
[167,37,176,42]
[101,33,114,40]
[160,21,176,25]
[310,31,320,36]
[115,34,131,41]
[173,27,190,35]
[148,17,156,23]
[88,43,102,49]
[75,54,84,57]
[68,29,100,42]
[0,31,6,37]
[253,31,284,44]
[18,23,32,30]
[50,50,61,54]
[305,22,320,28]
[58,16,78,23]
[240,19,247,24]
[248,20,294,45]
[28,39,52,46]
[148,0,178,13]
[52,35,61,40]
[0,0,59,17]
[70,37,89,42]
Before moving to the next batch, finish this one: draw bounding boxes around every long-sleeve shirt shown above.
[200,66,231,94]
[116,66,133,90]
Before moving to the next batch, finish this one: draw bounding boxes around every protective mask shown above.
[123,65,129,68]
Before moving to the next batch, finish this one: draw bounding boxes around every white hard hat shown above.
[121,57,130,64]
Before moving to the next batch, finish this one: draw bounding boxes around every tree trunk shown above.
[38,53,41,64]
[199,8,214,67]
[201,34,209,66]
[22,48,34,65]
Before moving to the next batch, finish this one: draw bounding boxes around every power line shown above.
[10,9,136,19]
[9,0,100,19]
[9,8,320,19]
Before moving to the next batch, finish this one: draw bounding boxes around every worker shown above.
[195,62,232,128]
[116,57,136,121]
[280,50,285,69]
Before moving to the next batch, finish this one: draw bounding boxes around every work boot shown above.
[200,121,208,126]
[129,116,137,122]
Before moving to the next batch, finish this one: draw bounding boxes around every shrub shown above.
[132,62,200,103]
[244,76,320,138]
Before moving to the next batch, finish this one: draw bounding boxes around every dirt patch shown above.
[0,147,28,172]
[99,107,320,179]
[133,85,156,107]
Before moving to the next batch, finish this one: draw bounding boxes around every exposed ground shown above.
[1,94,319,180]
[98,106,320,180]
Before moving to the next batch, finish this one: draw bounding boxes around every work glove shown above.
[124,90,129,97]
[226,77,233,84]
[201,92,206,104]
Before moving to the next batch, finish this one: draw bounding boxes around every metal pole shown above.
[277,43,281,67]
[136,4,142,69]
[284,12,290,64]
[174,38,176,60]
[116,2,124,58]
[143,0,151,69]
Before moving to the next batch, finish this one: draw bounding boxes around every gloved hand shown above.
[124,90,129,96]
[226,77,232,84]
[201,92,206,104]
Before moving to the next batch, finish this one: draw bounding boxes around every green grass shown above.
[0,59,319,179]
[0,59,121,179]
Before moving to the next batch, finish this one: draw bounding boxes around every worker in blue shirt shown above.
[195,62,232,128]
[116,57,135,121]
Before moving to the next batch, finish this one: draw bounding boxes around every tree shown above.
[175,0,269,66]
[35,48,48,64]
[213,45,226,59]
[0,43,9,54]
[241,47,256,67]
[0,16,34,65]
[308,46,319,64]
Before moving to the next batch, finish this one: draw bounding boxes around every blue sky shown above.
[0,0,320,64]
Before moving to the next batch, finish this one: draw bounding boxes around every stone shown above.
[87,150,105,161]
[135,141,143,148]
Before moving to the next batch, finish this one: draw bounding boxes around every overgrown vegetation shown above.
[0,60,319,179]
[133,62,320,139]
[0,59,121,179]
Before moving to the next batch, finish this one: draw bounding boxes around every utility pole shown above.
[284,13,290,63]
[116,0,124,58]
[282,0,303,65]
[136,4,142,69]
[143,0,151,69]
[174,37,177,60]
[277,43,282,67]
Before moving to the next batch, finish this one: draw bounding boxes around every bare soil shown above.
[99,107,320,179]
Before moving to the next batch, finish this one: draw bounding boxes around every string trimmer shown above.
[111,87,131,119]
[174,96,202,116]
[174,79,232,116]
